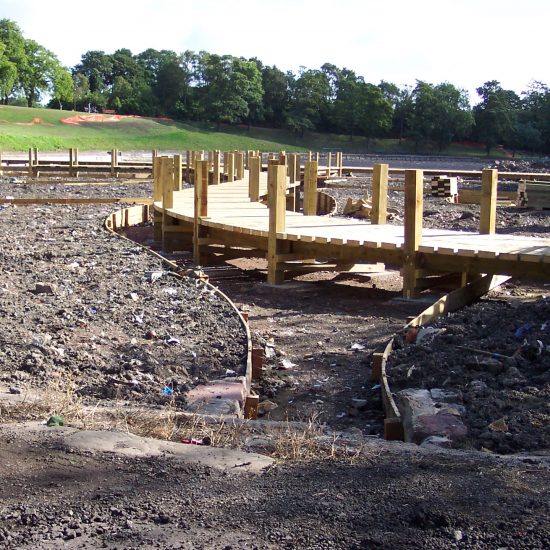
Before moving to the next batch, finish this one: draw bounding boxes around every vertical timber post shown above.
[326,151,332,177]
[249,155,260,202]
[402,169,423,298]
[173,154,182,191]
[480,168,497,235]
[288,153,296,184]
[303,160,318,215]
[161,156,177,251]
[227,152,235,182]
[267,164,287,285]
[236,151,245,180]
[371,163,389,225]
[153,156,163,241]
[213,151,221,185]
[194,159,209,265]
[28,148,34,176]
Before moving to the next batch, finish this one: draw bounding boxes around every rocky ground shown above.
[1,165,549,548]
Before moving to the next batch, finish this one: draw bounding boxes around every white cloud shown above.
[2,0,549,102]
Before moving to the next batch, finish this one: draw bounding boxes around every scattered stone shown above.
[488,418,509,433]
[257,400,278,415]
[31,282,55,295]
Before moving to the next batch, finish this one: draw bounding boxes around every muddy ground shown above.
[0,169,549,548]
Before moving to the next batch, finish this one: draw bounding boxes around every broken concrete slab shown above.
[63,430,274,473]
[397,388,467,445]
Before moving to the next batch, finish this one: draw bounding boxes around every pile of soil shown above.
[0,202,246,407]
[387,284,550,454]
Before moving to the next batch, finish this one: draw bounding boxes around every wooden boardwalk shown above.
[153,158,550,293]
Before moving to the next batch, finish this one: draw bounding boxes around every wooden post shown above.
[28,148,33,176]
[207,150,213,174]
[193,159,208,264]
[480,169,498,235]
[267,164,287,285]
[338,151,343,176]
[249,155,260,201]
[244,395,259,419]
[173,154,182,192]
[110,148,118,175]
[402,169,424,298]
[186,150,192,183]
[308,151,312,161]
[153,157,163,202]
[303,160,318,215]
[227,152,235,182]
[278,151,286,166]
[153,156,163,242]
[236,151,245,180]
[288,154,296,184]
[315,152,319,163]
[371,163,389,225]
[161,156,175,209]
[326,151,332,176]
[295,153,301,183]
[213,150,221,185]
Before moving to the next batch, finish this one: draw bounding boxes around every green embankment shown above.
[0,105,508,157]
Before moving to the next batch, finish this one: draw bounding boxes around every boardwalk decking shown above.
[154,167,550,290]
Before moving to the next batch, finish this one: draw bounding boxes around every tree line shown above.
[1,18,550,155]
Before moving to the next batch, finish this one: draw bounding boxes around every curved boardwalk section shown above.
[153,152,550,294]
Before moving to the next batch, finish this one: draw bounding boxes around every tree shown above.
[0,52,17,104]
[0,19,26,103]
[407,81,473,151]
[197,53,263,129]
[51,66,74,109]
[521,81,550,152]
[358,83,393,149]
[18,39,59,107]
[332,69,364,140]
[261,64,290,127]
[73,51,113,93]
[287,68,330,136]
[72,72,90,110]
[474,80,520,155]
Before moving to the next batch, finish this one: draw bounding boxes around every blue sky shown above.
[2,0,548,102]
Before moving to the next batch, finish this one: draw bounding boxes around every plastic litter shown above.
[181,436,211,446]
[350,343,365,351]
[145,271,164,283]
[514,323,532,339]
[46,415,64,427]
[161,387,173,396]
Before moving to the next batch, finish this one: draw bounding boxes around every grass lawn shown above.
[0,105,513,157]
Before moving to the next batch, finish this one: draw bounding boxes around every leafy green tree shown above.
[72,72,90,110]
[358,83,393,149]
[196,53,263,129]
[287,68,330,136]
[379,81,413,143]
[73,50,113,93]
[0,51,17,104]
[0,19,26,103]
[261,64,290,127]
[521,81,550,152]
[332,68,364,140]
[408,81,473,151]
[474,80,520,155]
[18,39,59,107]
[51,66,74,109]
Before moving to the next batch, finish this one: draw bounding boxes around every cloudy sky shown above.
[2,0,548,102]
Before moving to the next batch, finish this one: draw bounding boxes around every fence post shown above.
[227,152,235,182]
[194,159,209,265]
[480,169,497,234]
[249,155,260,201]
[326,151,332,177]
[371,163,389,225]
[267,164,287,285]
[236,151,245,180]
[303,160,318,215]
[213,150,221,185]
[402,169,424,298]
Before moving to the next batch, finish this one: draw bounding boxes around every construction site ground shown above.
[0,167,549,549]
